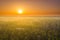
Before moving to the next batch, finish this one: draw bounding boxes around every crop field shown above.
[0,17,60,40]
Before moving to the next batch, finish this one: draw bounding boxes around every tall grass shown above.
[0,17,60,40]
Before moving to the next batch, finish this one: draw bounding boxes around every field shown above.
[0,17,60,40]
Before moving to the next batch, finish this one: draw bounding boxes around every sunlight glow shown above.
[18,10,23,14]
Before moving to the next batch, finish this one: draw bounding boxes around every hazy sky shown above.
[0,0,60,16]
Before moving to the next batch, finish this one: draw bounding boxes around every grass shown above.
[0,17,60,40]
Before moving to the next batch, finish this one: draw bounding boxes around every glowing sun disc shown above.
[18,10,23,14]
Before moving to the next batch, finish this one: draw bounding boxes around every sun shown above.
[18,10,23,14]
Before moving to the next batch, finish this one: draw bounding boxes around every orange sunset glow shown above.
[0,0,60,40]
[0,0,60,16]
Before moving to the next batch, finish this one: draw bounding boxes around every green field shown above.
[0,17,60,40]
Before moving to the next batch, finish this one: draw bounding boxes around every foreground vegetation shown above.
[0,17,60,40]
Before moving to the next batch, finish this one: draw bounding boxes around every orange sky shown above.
[0,0,60,16]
